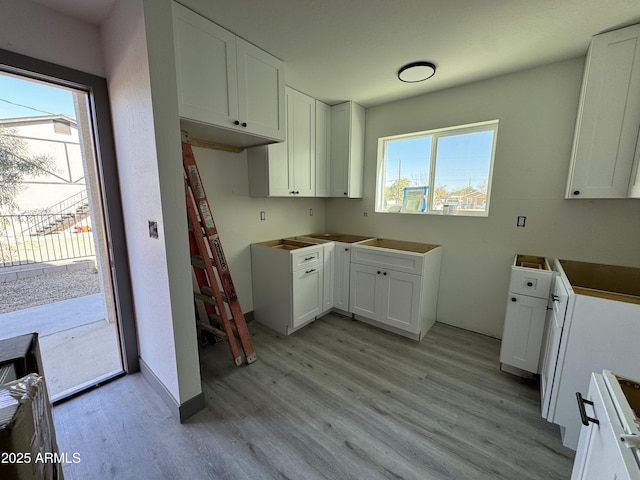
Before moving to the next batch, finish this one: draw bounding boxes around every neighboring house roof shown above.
[0,114,77,127]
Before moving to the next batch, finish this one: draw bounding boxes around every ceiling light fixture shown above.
[398,61,437,83]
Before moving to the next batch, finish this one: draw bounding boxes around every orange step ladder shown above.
[182,141,256,365]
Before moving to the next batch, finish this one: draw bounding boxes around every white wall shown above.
[101,0,199,404]
[193,147,327,312]
[141,0,202,404]
[0,0,104,76]
[325,58,640,338]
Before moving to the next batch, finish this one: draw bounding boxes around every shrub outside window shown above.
[376,120,498,217]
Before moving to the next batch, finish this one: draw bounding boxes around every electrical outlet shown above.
[309,208,313,216]
[363,211,368,217]
[148,220,158,239]
[517,216,526,227]
[260,211,266,221]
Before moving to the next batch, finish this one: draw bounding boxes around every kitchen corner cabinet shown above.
[330,102,365,198]
[251,241,323,335]
[566,23,640,199]
[349,241,442,341]
[172,1,285,148]
[247,86,316,196]
[499,255,553,375]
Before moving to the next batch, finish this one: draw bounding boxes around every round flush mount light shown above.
[398,61,437,83]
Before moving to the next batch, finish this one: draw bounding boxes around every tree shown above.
[385,178,411,203]
[0,126,53,213]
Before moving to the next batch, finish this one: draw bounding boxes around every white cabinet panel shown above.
[333,243,351,312]
[173,2,237,127]
[247,87,315,197]
[382,270,422,332]
[330,102,365,198]
[499,294,548,373]
[292,266,322,328]
[236,38,285,141]
[315,100,332,197]
[349,263,380,319]
[566,23,640,199]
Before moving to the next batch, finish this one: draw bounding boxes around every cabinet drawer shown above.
[509,255,553,298]
[292,247,323,271]
[351,246,424,275]
[509,268,553,298]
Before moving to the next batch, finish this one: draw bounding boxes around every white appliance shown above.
[571,370,640,479]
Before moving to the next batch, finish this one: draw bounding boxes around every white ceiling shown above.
[33,0,640,108]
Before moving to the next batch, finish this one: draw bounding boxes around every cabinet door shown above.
[315,100,332,197]
[322,243,334,313]
[541,279,568,419]
[380,270,422,333]
[173,2,238,128]
[236,38,285,142]
[333,244,351,311]
[292,266,322,328]
[349,263,381,319]
[330,102,364,198]
[566,24,640,199]
[264,88,293,196]
[571,374,639,480]
[499,294,548,373]
[289,89,316,196]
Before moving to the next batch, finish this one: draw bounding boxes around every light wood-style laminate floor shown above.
[53,314,575,479]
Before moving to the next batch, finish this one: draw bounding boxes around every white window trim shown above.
[375,120,499,217]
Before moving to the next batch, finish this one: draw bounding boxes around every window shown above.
[376,120,498,216]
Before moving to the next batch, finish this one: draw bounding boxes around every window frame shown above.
[375,119,499,217]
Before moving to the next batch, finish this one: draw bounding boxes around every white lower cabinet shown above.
[250,240,323,335]
[292,265,323,328]
[332,242,351,313]
[349,241,442,341]
[499,255,553,375]
[350,263,422,333]
[321,242,334,314]
[571,372,640,479]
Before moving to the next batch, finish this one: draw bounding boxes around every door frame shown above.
[0,48,139,376]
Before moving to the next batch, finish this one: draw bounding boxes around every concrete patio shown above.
[0,262,123,400]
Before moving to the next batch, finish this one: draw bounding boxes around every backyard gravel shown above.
[0,268,100,314]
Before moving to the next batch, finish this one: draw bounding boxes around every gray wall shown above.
[325,58,640,337]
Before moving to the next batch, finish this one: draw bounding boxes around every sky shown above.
[0,72,76,120]
[384,129,494,193]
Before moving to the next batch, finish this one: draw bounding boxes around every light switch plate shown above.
[149,220,158,239]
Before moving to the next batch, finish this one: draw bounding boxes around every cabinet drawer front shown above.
[509,268,553,298]
[351,246,424,275]
[292,247,323,271]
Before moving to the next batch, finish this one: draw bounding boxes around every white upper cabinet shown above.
[330,102,365,198]
[315,100,332,197]
[172,2,285,148]
[566,23,640,199]
[247,87,316,196]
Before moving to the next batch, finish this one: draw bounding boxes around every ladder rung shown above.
[194,291,216,305]
[201,285,228,304]
[196,321,226,339]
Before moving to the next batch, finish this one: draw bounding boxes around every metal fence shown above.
[0,213,95,267]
